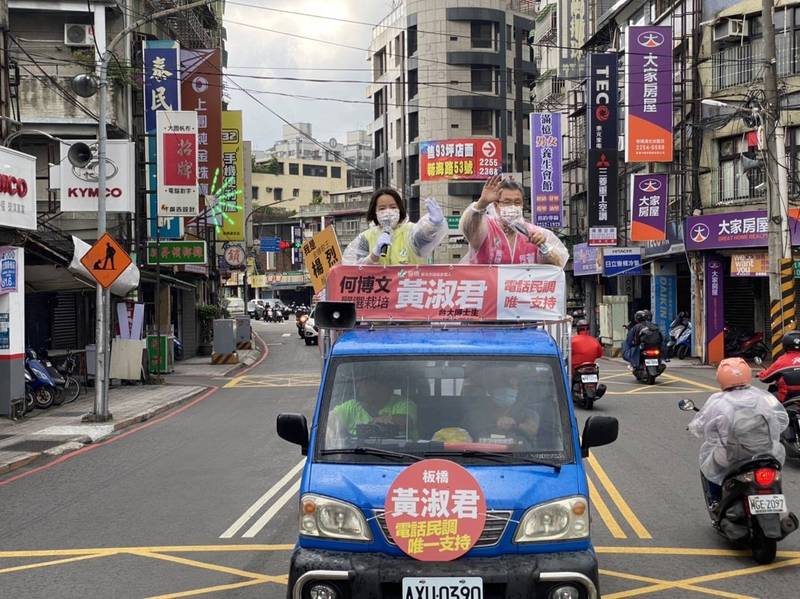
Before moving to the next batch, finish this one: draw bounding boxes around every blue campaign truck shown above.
[277,265,618,599]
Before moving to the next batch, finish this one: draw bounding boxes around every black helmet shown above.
[642,309,653,322]
[783,331,800,352]
[576,319,589,332]
[634,310,647,323]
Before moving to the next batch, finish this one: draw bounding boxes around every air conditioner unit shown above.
[65,24,95,47]
[713,18,749,43]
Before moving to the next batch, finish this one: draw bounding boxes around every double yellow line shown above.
[587,453,652,540]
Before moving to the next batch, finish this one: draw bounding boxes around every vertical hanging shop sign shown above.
[625,26,673,162]
[530,113,562,228]
[156,111,199,216]
[181,49,223,205]
[705,255,725,364]
[219,111,245,241]
[587,53,618,151]
[144,40,182,239]
[630,173,668,240]
[587,149,618,246]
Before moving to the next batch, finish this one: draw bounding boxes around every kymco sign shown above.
[59,140,135,213]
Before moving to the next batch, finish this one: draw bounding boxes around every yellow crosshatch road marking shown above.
[599,568,755,599]
[587,453,652,540]
[224,374,321,389]
[587,475,627,539]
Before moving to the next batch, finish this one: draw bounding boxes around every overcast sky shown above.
[224,0,395,150]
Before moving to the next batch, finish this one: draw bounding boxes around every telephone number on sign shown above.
[478,167,501,176]
[479,158,499,167]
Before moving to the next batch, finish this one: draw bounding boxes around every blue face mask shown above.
[494,387,518,407]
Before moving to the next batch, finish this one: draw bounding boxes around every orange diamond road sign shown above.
[80,232,132,289]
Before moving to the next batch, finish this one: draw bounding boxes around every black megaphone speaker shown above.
[313,301,357,330]
[68,142,93,168]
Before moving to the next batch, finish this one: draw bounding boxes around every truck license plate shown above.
[581,374,598,383]
[644,359,659,366]
[748,494,786,514]
[402,577,483,599]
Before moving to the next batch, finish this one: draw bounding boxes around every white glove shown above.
[373,231,393,258]
[425,197,444,225]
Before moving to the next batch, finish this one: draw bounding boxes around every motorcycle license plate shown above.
[581,374,599,383]
[644,359,659,366]
[748,494,786,514]
[402,577,482,599]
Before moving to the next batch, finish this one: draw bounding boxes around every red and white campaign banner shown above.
[156,110,199,217]
[326,264,565,322]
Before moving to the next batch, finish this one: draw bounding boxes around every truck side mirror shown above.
[277,413,309,455]
[580,416,618,458]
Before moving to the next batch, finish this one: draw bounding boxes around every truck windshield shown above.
[317,357,572,465]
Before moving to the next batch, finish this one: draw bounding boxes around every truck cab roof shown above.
[331,326,561,357]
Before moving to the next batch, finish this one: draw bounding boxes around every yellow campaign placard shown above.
[303,227,341,293]
[219,111,244,241]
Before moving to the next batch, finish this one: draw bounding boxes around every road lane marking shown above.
[587,454,652,540]
[662,372,718,392]
[224,374,321,388]
[603,557,800,598]
[0,551,115,574]
[282,333,291,337]
[243,479,302,538]
[129,550,283,583]
[220,459,305,538]
[145,578,275,599]
[599,568,756,599]
[0,545,296,558]
[587,475,627,539]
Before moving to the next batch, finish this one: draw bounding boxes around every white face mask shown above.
[499,205,523,225]
[377,208,400,228]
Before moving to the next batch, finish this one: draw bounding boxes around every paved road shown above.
[0,322,798,598]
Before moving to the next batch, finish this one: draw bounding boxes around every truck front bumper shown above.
[287,546,598,599]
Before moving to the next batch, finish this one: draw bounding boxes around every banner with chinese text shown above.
[326,264,565,322]
[144,41,182,239]
[625,26,673,162]
[419,139,501,181]
[146,241,206,266]
[630,173,667,241]
[219,111,245,241]
[530,113,562,228]
[156,111,198,216]
[303,227,341,293]
[587,149,618,246]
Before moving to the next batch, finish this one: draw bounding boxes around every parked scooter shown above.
[679,399,798,563]
[23,370,36,414]
[725,326,769,361]
[39,349,81,405]
[25,349,58,409]
[571,362,607,410]
[667,312,693,359]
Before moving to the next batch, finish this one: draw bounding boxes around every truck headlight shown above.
[300,494,372,541]
[514,496,589,543]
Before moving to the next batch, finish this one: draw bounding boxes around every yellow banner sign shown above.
[731,253,769,277]
[219,111,244,241]
[303,227,342,293]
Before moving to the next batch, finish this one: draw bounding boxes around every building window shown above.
[395,34,403,66]
[312,190,322,201]
[408,111,419,141]
[303,164,328,177]
[717,135,765,203]
[331,166,342,178]
[407,25,417,56]
[251,186,259,200]
[374,87,386,119]
[508,110,514,131]
[374,129,384,157]
[292,188,300,197]
[395,77,403,106]
[507,154,514,170]
[396,118,403,148]
[375,167,385,187]
[507,24,512,50]
[506,67,512,93]
[471,21,494,49]
[373,47,386,79]
[471,65,494,92]
[409,154,419,183]
[408,69,418,99]
[274,187,283,202]
[289,162,299,175]
[472,110,494,135]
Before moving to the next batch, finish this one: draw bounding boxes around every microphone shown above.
[380,226,392,258]
[511,221,529,237]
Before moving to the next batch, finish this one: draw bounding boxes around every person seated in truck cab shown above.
[328,374,418,439]
[464,370,541,443]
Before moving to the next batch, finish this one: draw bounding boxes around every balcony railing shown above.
[712,35,795,91]
[533,4,557,45]
[508,0,537,15]
[707,166,766,207]
[534,70,565,105]
[297,199,370,218]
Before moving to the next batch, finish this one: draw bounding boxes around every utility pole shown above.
[762,0,795,358]
[89,0,216,421]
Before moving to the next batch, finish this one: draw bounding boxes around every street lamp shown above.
[79,0,216,422]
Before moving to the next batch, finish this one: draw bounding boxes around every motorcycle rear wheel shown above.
[647,374,656,385]
[34,387,55,409]
[751,528,777,564]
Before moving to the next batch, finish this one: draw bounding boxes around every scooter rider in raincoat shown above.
[688,357,789,509]
[342,188,448,265]
[459,175,568,267]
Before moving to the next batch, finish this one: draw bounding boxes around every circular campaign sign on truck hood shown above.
[384,459,486,561]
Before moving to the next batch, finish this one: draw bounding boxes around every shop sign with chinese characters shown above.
[157,111,199,216]
[219,111,245,241]
[0,146,36,231]
[731,253,769,277]
[144,40,182,239]
[146,241,207,266]
[530,113,562,228]
[603,247,643,276]
[625,26,673,162]
[302,227,341,293]
[0,246,17,294]
[385,459,487,561]
[683,210,793,250]
[630,173,667,241]
[587,149,618,246]
[419,139,501,181]
[326,264,565,322]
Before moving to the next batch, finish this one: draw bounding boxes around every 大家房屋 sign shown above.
[630,173,667,241]
[684,210,800,250]
[530,113,562,228]
[419,139,501,181]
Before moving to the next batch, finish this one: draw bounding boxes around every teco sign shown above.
[587,53,618,151]
[0,146,37,231]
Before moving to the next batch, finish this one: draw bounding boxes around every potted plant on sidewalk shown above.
[197,303,225,356]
